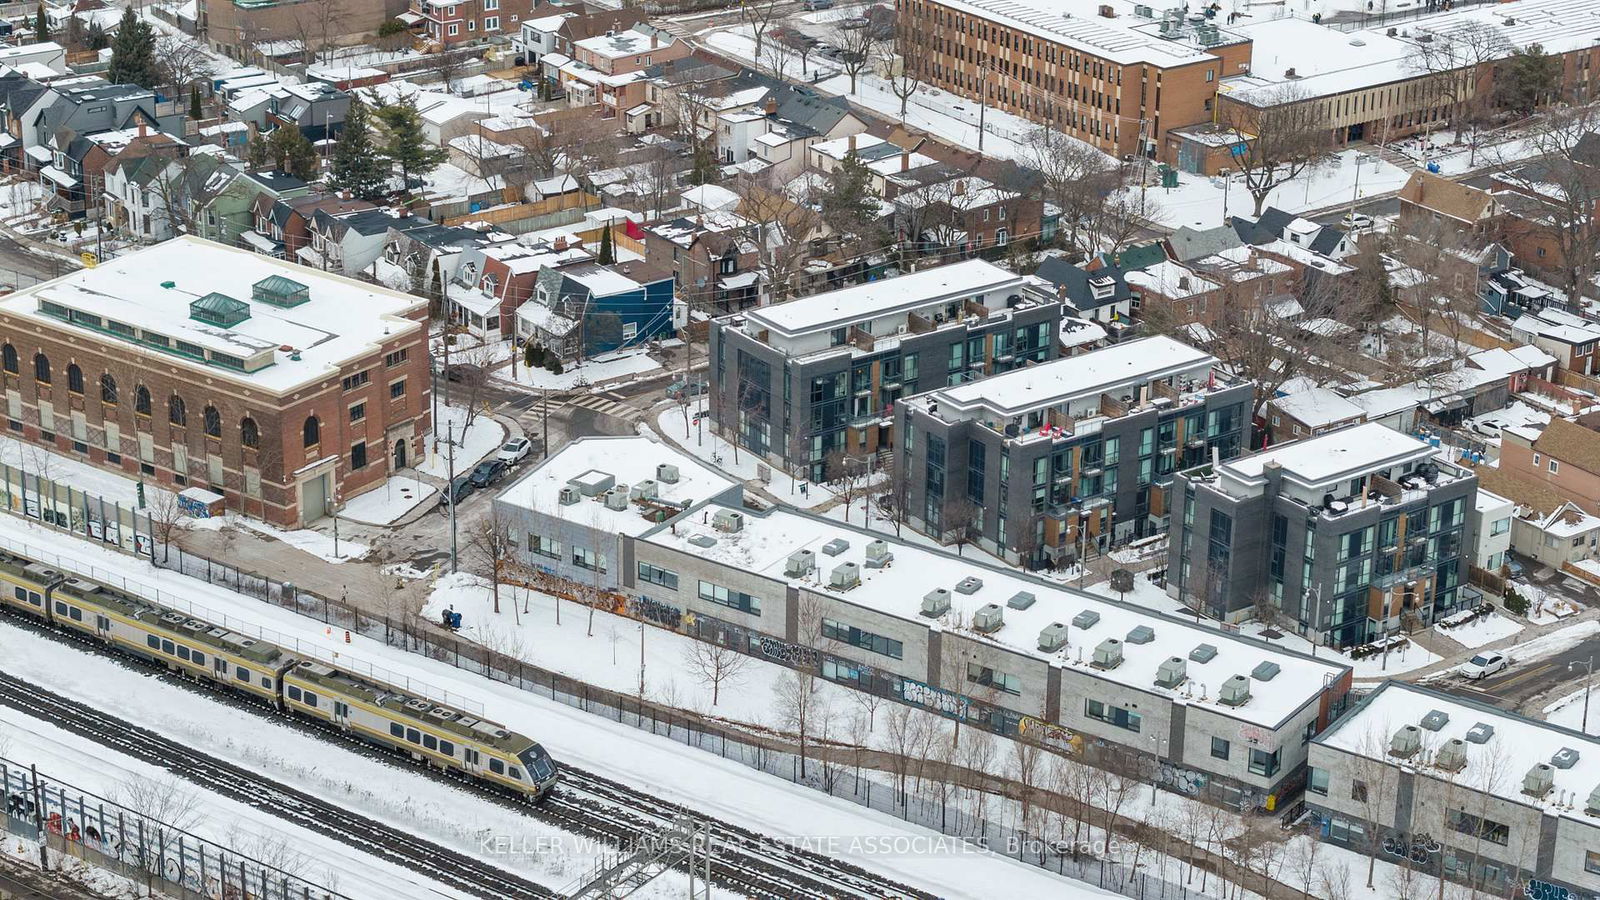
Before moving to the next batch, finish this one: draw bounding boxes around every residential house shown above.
[1033,255,1138,335]
[1123,245,1298,328]
[1265,387,1367,445]
[1473,465,1600,570]
[303,208,434,277]
[244,191,375,259]
[446,236,592,338]
[645,211,761,314]
[1509,307,1600,376]
[1472,488,1515,573]
[521,260,676,361]
[559,25,686,120]
[895,174,1033,257]
[1396,170,1502,244]
[1499,418,1600,515]
[410,0,537,47]
[207,170,307,248]
[101,133,191,242]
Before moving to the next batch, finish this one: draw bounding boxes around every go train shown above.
[0,549,559,802]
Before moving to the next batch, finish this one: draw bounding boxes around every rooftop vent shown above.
[656,463,680,483]
[1421,709,1450,732]
[1190,643,1218,663]
[1092,638,1123,669]
[1252,661,1281,682]
[785,549,816,577]
[604,488,629,511]
[921,588,951,617]
[1435,738,1469,773]
[1127,625,1155,644]
[1552,748,1581,770]
[955,576,984,595]
[821,538,849,556]
[1466,722,1496,744]
[1390,724,1422,758]
[830,562,861,589]
[251,274,309,307]
[190,292,250,328]
[630,480,658,501]
[688,534,718,548]
[569,470,614,496]
[558,486,580,505]
[973,603,1004,633]
[1007,591,1036,610]
[1587,784,1600,816]
[1523,763,1555,798]
[713,509,744,532]
[1219,674,1251,706]
[1072,610,1101,629]
[1038,622,1068,653]
[864,540,892,568]
[1156,656,1187,688]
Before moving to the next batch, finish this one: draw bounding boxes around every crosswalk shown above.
[561,393,646,423]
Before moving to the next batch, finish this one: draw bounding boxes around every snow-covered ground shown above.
[1432,611,1524,649]
[234,516,370,563]
[498,345,664,390]
[648,400,837,510]
[1153,149,1410,230]
[0,513,1099,899]
[1515,580,1583,624]
[1503,621,1600,666]
[1544,683,1600,737]
[340,475,438,526]
[0,434,165,508]
[0,177,46,226]
[418,404,506,480]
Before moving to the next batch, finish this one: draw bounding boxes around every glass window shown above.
[1211,737,1229,760]
[1308,767,1329,795]
[1247,747,1281,777]
[638,562,679,590]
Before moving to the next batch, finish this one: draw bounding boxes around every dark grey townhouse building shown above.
[708,260,1060,482]
[1167,422,1479,648]
[895,335,1252,567]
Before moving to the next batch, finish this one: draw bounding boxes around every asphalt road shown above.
[1436,637,1598,715]
[0,234,74,289]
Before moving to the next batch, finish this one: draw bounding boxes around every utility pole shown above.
[1571,655,1595,733]
[447,422,458,573]
[1347,154,1365,230]
[541,387,549,459]
[977,63,988,154]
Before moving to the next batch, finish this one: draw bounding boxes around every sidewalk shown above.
[1394,604,1600,685]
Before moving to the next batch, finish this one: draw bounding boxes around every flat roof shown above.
[934,335,1216,418]
[1318,681,1600,822]
[496,436,739,538]
[1221,422,1435,485]
[742,260,1024,338]
[0,237,426,395]
[927,0,1238,68]
[645,505,1347,729]
[1270,387,1366,429]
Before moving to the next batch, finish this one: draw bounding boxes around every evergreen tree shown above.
[597,225,614,264]
[85,21,108,51]
[107,7,159,90]
[688,142,719,186]
[329,99,390,200]
[256,127,318,181]
[1497,44,1562,115]
[372,96,447,191]
[189,85,202,120]
[34,3,48,41]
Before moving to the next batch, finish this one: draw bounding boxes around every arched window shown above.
[240,417,260,449]
[66,364,83,394]
[169,394,187,426]
[203,406,221,438]
[1,345,16,375]
[135,385,151,416]
[100,374,117,405]
[302,415,320,448]
[33,353,49,384]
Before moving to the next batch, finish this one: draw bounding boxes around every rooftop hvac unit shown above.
[822,538,850,556]
[1155,656,1187,688]
[713,509,744,532]
[656,463,680,483]
[1553,748,1582,770]
[1252,661,1281,682]
[559,486,581,505]
[1435,738,1469,773]
[1588,784,1600,816]
[830,562,861,589]
[921,588,951,617]
[1126,625,1155,644]
[1466,722,1495,744]
[973,603,1005,633]
[569,470,614,496]
[864,540,892,568]
[1072,610,1101,629]
[1008,591,1036,610]
[1038,622,1068,653]
[630,479,659,501]
[688,534,718,548]
[1523,763,1555,798]
[1219,674,1252,706]
[955,576,984,595]
[1190,643,1218,663]
[1389,724,1422,758]
[1421,709,1450,732]
[785,549,816,577]
[604,488,630,511]
[1092,638,1123,669]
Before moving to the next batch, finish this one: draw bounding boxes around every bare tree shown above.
[773,667,822,778]
[146,489,188,563]
[741,0,785,75]
[880,30,922,119]
[1217,85,1331,216]
[828,14,882,95]
[466,507,522,615]
[155,33,215,112]
[681,631,750,705]
[879,449,912,537]
[943,498,982,556]
[823,450,871,523]
[114,773,202,890]
[287,0,347,65]
[730,171,824,306]
[1492,103,1600,303]
[1405,21,1511,165]
[1019,126,1122,256]
[1351,722,1403,889]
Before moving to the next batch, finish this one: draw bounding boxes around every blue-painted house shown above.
[522,261,678,362]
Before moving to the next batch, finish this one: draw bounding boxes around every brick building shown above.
[409,0,536,47]
[0,238,432,528]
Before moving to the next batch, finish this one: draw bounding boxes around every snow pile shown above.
[234,517,369,563]
[648,403,838,509]
[339,475,437,526]
[1432,610,1524,649]
[417,404,506,479]
[498,346,663,390]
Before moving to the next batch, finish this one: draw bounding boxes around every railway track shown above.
[0,671,554,900]
[0,614,936,899]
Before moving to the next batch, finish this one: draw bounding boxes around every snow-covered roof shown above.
[0,237,425,395]
[928,0,1237,68]
[645,504,1349,729]
[1059,317,1108,348]
[681,183,741,213]
[744,260,1024,338]
[1222,422,1437,487]
[563,264,641,297]
[1318,682,1600,823]
[1270,388,1365,429]
[574,26,672,60]
[498,436,740,537]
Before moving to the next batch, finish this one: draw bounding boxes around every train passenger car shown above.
[0,554,60,619]
[46,576,297,703]
[281,660,559,801]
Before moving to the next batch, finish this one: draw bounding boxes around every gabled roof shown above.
[1532,417,1600,476]
[1167,224,1243,263]
[1034,257,1133,309]
[1103,241,1166,271]
[1473,465,1573,520]
[1398,170,1498,224]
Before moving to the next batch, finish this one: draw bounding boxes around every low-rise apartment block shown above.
[1168,423,1478,647]
[708,260,1059,481]
[897,336,1251,566]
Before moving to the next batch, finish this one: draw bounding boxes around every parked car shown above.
[803,0,834,9]
[666,380,709,400]
[1460,650,1509,680]
[439,475,476,508]
[1506,557,1526,579]
[1340,212,1375,231]
[443,363,484,383]
[1471,419,1503,438]
[469,459,509,488]
[497,437,533,464]
[839,15,870,28]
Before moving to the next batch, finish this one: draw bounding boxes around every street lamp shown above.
[1570,655,1595,734]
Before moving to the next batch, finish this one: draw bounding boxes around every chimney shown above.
[554,235,568,251]
[137,119,147,138]
[651,31,659,48]
[847,134,857,153]
[953,179,966,196]
[764,96,778,118]
[901,151,910,172]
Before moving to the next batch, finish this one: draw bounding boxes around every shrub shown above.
[547,357,564,375]
[1503,589,1530,617]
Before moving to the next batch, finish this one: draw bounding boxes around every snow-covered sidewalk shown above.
[496,345,665,391]
[417,404,506,479]
[648,399,837,509]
